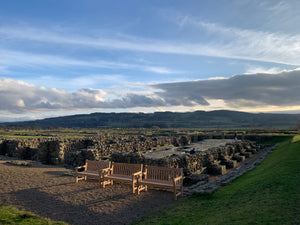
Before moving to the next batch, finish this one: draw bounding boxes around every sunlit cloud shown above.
[244,66,283,74]
[1,69,299,116]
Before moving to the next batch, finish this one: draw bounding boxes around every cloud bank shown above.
[152,69,300,109]
[1,69,299,115]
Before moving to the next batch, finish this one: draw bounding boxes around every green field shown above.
[133,137,300,225]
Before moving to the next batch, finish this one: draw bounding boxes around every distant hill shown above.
[1,110,300,129]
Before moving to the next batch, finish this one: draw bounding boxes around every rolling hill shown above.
[2,110,300,129]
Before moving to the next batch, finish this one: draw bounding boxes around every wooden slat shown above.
[139,165,183,200]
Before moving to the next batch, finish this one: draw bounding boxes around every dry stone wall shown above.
[0,134,268,169]
[110,141,261,177]
[0,134,189,166]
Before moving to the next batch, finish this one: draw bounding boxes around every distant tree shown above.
[297,119,300,130]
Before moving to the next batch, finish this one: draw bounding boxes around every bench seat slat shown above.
[105,174,132,182]
[140,179,174,187]
[77,171,99,176]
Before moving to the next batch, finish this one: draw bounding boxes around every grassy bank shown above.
[134,137,300,225]
[0,204,67,225]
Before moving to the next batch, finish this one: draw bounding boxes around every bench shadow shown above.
[12,188,113,225]
[44,170,74,177]
[11,186,174,225]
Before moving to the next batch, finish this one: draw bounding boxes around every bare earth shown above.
[0,160,174,225]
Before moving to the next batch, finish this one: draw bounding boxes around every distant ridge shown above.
[1,110,300,129]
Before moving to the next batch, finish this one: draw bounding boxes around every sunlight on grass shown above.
[292,135,300,143]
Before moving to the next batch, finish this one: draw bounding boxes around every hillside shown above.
[2,110,300,129]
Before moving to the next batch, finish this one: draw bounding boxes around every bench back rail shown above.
[76,160,110,185]
[144,166,183,181]
[103,162,143,194]
[86,160,110,172]
[140,165,183,200]
[111,162,143,176]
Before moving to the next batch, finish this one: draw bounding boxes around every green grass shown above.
[0,204,67,225]
[133,137,300,225]
[292,135,300,143]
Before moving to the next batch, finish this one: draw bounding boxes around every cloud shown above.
[173,16,300,65]
[0,78,166,113]
[152,69,300,108]
[0,49,176,75]
[244,66,283,74]
[1,69,299,115]
[2,23,300,66]
[0,78,107,113]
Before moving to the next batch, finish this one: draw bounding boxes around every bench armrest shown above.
[173,176,183,183]
[132,171,143,178]
[75,165,86,172]
[100,168,111,176]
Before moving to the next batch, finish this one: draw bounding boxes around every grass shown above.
[292,135,300,143]
[0,204,67,225]
[133,137,300,225]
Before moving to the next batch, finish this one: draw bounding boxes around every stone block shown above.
[207,164,226,176]
[233,154,245,162]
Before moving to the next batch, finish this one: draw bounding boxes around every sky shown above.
[0,0,300,122]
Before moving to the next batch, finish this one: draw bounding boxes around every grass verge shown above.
[292,135,300,143]
[133,137,300,225]
[0,204,67,225]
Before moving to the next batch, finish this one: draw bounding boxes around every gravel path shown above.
[0,160,174,225]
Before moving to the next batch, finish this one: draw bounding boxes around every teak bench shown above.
[101,162,143,194]
[75,160,111,186]
[138,165,183,200]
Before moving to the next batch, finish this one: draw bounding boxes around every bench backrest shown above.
[144,165,183,181]
[86,160,110,172]
[111,162,143,176]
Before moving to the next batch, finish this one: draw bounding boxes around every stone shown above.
[207,164,226,175]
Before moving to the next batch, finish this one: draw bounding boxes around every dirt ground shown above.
[0,159,175,225]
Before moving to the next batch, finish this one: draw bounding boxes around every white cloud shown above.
[0,78,108,113]
[0,49,178,74]
[2,23,300,66]
[0,78,167,114]
[245,66,283,74]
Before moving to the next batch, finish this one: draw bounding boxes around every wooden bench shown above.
[101,162,143,194]
[75,160,111,186]
[138,165,183,200]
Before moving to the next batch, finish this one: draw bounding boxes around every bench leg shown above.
[76,175,85,183]
[102,179,113,188]
[181,183,183,197]
[102,178,107,188]
[173,185,177,200]
[132,180,136,194]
